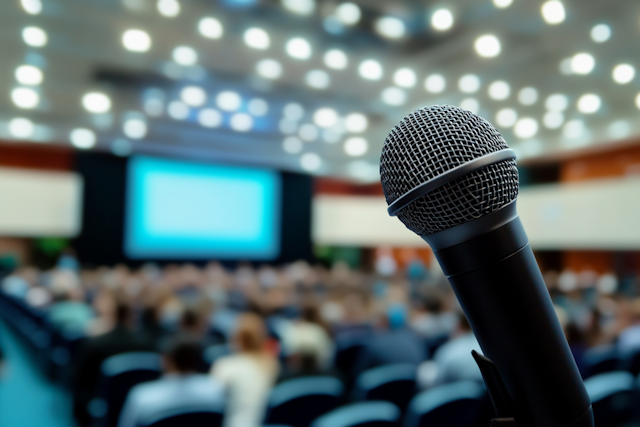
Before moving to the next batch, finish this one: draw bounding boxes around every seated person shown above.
[118,339,225,427]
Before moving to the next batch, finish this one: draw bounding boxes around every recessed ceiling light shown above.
[172,46,198,65]
[123,118,147,139]
[180,86,207,107]
[282,0,315,15]
[612,64,635,84]
[15,65,43,85]
[493,0,513,9]
[424,74,446,93]
[244,28,270,50]
[495,108,517,127]
[393,68,417,88]
[431,9,454,31]
[11,87,39,109]
[256,59,282,79]
[590,24,611,43]
[198,109,222,128]
[82,92,112,114]
[306,70,330,89]
[514,118,538,139]
[375,17,406,39]
[248,99,268,116]
[324,49,348,70]
[300,152,322,172]
[313,108,338,128]
[9,118,35,138]
[122,29,152,52]
[286,37,312,60]
[563,119,585,139]
[358,60,383,80]
[545,94,568,111]
[458,74,481,93]
[168,101,189,120]
[488,81,510,100]
[571,53,595,75]
[283,136,303,154]
[335,2,361,25]
[70,128,97,149]
[345,113,368,133]
[298,123,319,141]
[284,103,304,120]
[381,87,406,106]
[636,93,640,110]
[21,0,42,14]
[460,98,479,114]
[198,17,223,39]
[475,34,501,57]
[543,111,564,129]
[518,87,538,105]
[216,91,242,111]
[22,27,47,47]
[230,113,253,132]
[157,0,180,17]
[577,94,601,114]
[541,0,565,25]
[344,137,368,157]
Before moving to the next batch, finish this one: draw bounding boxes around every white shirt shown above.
[211,354,278,427]
[118,374,225,427]
[432,332,484,385]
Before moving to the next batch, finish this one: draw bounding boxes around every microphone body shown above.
[425,203,592,427]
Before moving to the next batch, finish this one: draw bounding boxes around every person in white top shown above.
[211,313,279,427]
[118,340,225,427]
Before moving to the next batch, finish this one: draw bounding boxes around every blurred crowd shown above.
[1,252,639,427]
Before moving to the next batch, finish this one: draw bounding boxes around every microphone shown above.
[380,105,593,427]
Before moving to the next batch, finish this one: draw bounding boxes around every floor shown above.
[0,320,76,427]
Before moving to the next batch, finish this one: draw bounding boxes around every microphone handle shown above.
[432,216,593,427]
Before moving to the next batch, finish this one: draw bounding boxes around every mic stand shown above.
[472,351,521,427]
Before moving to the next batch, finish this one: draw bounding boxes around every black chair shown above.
[403,380,486,427]
[92,352,162,427]
[353,363,417,413]
[619,346,640,376]
[584,371,639,427]
[264,376,344,427]
[310,401,401,427]
[582,344,619,379]
[141,407,224,427]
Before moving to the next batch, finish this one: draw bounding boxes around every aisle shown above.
[0,321,76,427]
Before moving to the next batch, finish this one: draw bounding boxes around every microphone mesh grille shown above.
[380,105,519,236]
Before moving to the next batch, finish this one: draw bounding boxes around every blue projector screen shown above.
[125,156,281,260]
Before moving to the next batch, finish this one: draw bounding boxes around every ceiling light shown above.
[299,123,319,141]
[359,60,383,81]
[424,74,446,93]
[543,111,564,129]
[613,64,635,84]
[431,9,454,31]
[15,65,43,85]
[198,109,222,128]
[344,137,368,157]
[198,17,223,39]
[608,120,631,139]
[123,118,147,139]
[571,53,595,74]
[563,119,585,139]
[122,29,152,52]
[313,108,338,128]
[279,119,298,134]
[82,92,111,113]
[577,94,601,114]
[157,0,180,17]
[300,153,321,172]
[306,70,330,89]
[230,113,253,132]
[180,86,206,106]
[335,3,361,25]
[345,113,368,133]
[284,103,304,120]
[559,57,573,75]
[375,17,406,39]
[111,139,132,156]
[282,0,315,15]
[324,49,347,70]
[286,37,312,60]
[636,93,640,110]
[11,87,39,109]
[545,94,568,111]
[70,128,96,149]
[167,101,189,119]
[518,87,538,105]
[348,161,379,182]
[493,0,513,9]
[514,118,538,139]
[475,34,501,58]
[591,24,611,43]
[22,27,47,47]
[495,108,517,127]
[381,87,406,106]
[244,28,270,50]
[393,68,417,88]
[248,99,268,116]
[458,74,480,93]
[8,118,34,138]
[172,46,197,65]
[283,136,303,154]
[256,59,282,79]
[460,98,479,114]
[322,129,341,144]
[488,81,510,100]
[216,91,241,111]
[541,0,565,25]
[21,0,42,14]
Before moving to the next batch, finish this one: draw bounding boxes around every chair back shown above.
[582,344,618,378]
[403,380,486,427]
[353,364,417,413]
[265,376,344,427]
[584,371,639,426]
[141,406,223,427]
[310,401,400,427]
[98,352,162,427]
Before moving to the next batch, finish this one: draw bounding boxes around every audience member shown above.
[210,313,278,427]
[48,286,93,335]
[118,339,225,427]
[410,293,457,340]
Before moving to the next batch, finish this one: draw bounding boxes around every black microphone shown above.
[380,105,593,427]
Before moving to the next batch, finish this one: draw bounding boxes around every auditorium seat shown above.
[582,344,619,379]
[140,407,224,427]
[353,363,417,413]
[584,371,639,427]
[619,346,640,376]
[403,380,486,427]
[264,376,344,427]
[92,352,162,427]
[310,401,401,427]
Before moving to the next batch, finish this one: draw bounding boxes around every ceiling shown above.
[0,0,638,182]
